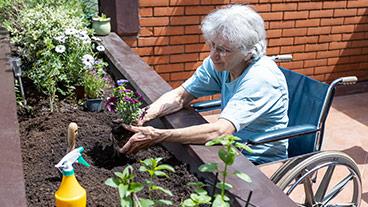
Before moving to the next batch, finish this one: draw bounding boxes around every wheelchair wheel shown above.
[274,151,362,207]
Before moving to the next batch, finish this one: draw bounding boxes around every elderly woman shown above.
[121,4,289,164]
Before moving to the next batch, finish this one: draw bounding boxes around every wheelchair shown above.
[192,55,362,207]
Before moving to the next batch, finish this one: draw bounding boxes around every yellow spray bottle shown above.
[55,146,90,207]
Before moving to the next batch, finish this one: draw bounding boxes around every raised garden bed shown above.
[0,29,297,206]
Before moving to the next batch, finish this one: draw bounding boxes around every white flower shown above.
[82,54,95,69]
[54,35,67,43]
[79,30,88,36]
[55,45,66,53]
[65,28,77,35]
[77,33,89,41]
[91,36,101,42]
[96,45,105,52]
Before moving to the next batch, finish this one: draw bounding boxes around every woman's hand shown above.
[120,124,166,154]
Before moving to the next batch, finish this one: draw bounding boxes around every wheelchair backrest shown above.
[279,67,330,157]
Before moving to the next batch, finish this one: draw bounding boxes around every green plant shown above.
[181,182,211,207]
[83,71,106,99]
[139,157,175,206]
[199,135,253,207]
[93,13,110,21]
[105,165,145,207]
[105,80,144,125]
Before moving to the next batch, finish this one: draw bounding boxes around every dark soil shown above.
[18,95,198,206]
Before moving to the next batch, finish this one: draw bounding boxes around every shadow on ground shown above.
[342,146,368,165]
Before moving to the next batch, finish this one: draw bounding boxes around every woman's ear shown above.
[244,52,253,62]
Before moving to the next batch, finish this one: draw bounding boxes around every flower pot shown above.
[92,17,111,36]
[85,98,103,112]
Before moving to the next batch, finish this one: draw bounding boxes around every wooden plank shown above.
[0,29,27,207]
[101,33,297,207]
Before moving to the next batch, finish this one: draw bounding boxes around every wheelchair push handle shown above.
[340,76,358,85]
[271,54,293,62]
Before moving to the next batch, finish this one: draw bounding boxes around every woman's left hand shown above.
[120,124,165,154]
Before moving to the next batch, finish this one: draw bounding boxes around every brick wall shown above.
[123,0,368,90]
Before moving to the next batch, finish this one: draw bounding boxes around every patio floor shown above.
[203,92,368,206]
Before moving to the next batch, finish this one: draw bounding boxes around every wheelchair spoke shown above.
[322,173,354,205]
[303,175,316,206]
[315,164,335,202]
[325,203,356,207]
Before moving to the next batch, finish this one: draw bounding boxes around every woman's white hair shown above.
[201,4,267,59]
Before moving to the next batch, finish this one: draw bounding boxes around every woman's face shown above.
[207,37,249,73]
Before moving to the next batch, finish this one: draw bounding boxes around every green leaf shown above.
[155,164,175,172]
[154,170,168,177]
[205,137,222,146]
[118,184,129,198]
[156,199,174,206]
[151,185,173,196]
[234,142,253,153]
[129,182,144,193]
[120,197,133,207]
[234,171,252,183]
[139,165,148,172]
[114,172,125,179]
[218,148,235,165]
[187,181,208,189]
[191,193,211,203]
[198,163,218,172]
[104,178,118,188]
[216,182,232,190]
[181,199,196,207]
[212,194,230,207]
[139,198,155,207]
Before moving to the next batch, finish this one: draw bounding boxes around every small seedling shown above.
[199,135,253,207]
[181,182,211,207]
[139,157,175,206]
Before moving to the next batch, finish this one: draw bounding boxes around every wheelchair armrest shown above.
[191,99,221,112]
[247,124,319,145]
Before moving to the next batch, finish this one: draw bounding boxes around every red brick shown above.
[307,27,331,35]
[138,37,169,46]
[199,52,210,60]
[334,9,357,17]
[171,71,194,80]
[266,47,280,55]
[320,18,344,26]
[122,37,138,47]
[311,74,325,82]
[269,21,295,29]
[261,12,283,21]
[143,55,170,65]
[280,45,305,53]
[154,7,184,16]
[304,59,327,68]
[140,0,169,7]
[154,45,185,55]
[185,25,202,34]
[170,0,200,6]
[231,0,258,3]
[298,2,323,10]
[314,66,334,75]
[272,3,297,11]
[357,8,368,15]
[155,63,184,73]
[267,29,282,38]
[268,37,294,46]
[185,6,215,15]
[331,25,355,34]
[309,10,334,18]
[279,61,303,69]
[348,0,368,8]
[293,52,317,61]
[139,27,153,36]
[201,0,230,4]
[322,1,347,9]
[305,43,329,52]
[317,50,340,58]
[294,36,319,44]
[295,19,320,27]
[339,48,362,56]
[169,81,184,88]
[282,28,307,37]
[170,53,199,63]
[293,68,314,76]
[184,61,202,70]
[170,16,201,25]
[355,24,368,32]
[170,35,200,45]
[185,44,209,53]
[350,40,368,48]
[140,17,169,26]
[133,47,154,56]
[284,11,308,20]
[345,16,368,24]
[154,26,185,36]
[329,41,348,50]
[319,34,342,43]
[327,57,339,65]
[140,8,153,17]
[254,4,271,12]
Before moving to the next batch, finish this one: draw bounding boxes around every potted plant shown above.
[105,79,144,153]
[92,13,111,36]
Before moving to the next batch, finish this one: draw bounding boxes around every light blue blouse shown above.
[182,56,289,164]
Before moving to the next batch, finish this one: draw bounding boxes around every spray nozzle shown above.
[55,146,90,176]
